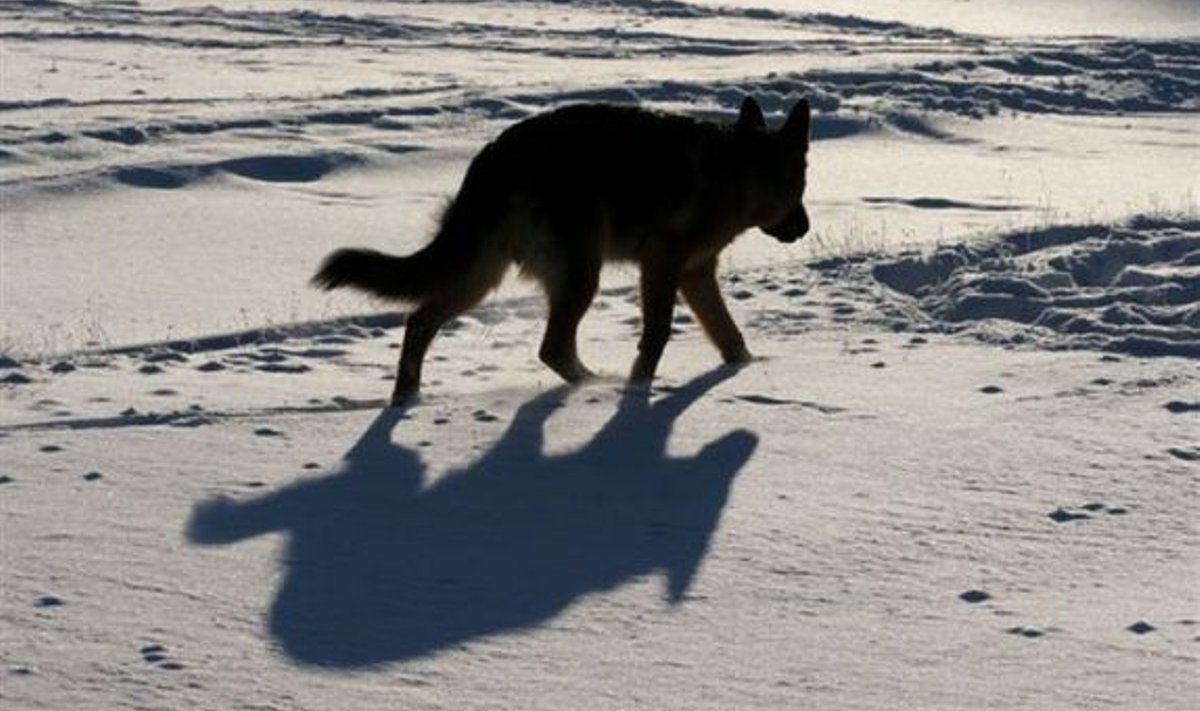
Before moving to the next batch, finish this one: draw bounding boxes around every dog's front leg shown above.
[680,256,751,364]
[631,258,682,383]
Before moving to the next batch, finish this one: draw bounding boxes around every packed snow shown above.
[1,1,1197,710]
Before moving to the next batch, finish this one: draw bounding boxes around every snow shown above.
[1,1,1198,709]
[866,217,1200,357]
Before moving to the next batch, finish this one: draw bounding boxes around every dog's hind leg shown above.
[538,255,600,383]
[391,259,507,406]
[680,256,751,364]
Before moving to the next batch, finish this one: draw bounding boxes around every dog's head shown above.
[734,97,811,243]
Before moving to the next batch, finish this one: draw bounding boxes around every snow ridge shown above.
[867,216,1200,357]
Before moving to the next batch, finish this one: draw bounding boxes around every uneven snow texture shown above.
[2,216,1198,711]
[864,217,1200,357]
[2,0,1197,178]
[3,0,1196,350]
[2,2,1198,710]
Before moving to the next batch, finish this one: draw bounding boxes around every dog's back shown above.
[471,104,736,261]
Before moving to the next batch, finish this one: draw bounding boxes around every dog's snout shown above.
[764,205,809,243]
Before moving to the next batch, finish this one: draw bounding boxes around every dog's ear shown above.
[783,98,811,147]
[736,96,766,132]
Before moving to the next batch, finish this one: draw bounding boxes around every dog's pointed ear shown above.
[783,98,811,146]
[736,96,766,132]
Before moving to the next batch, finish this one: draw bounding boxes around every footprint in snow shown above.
[959,590,991,603]
[140,644,185,669]
[1049,502,1128,521]
[1077,503,1128,515]
[140,644,167,662]
[255,362,311,374]
[1167,446,1199,461]
[292,348,348,359]
[1048,507,1090,523]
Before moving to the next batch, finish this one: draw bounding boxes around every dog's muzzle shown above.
[763,206,809,243]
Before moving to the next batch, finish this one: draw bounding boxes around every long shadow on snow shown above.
[187,367,756,667]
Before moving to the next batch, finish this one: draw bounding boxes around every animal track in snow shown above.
[139,644,185,670]
[1166,446,1199,461]
[1049,502,1128,523]
[1048,507,1090,523]
[959,590,991,603]
[254,362,311,374]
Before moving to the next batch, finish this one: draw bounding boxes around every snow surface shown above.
[3,0,1197,349]
[1,1,1198,710]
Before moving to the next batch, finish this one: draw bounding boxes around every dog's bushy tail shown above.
[313,142,510,303]
[312,244,449,302]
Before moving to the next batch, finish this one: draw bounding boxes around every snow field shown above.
[1,1,1198,709]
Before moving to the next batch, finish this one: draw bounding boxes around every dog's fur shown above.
[313,96,811,405]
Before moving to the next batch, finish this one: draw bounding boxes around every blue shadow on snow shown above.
[186,367,756,667]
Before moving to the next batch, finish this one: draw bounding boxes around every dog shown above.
[313,96,811,405]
